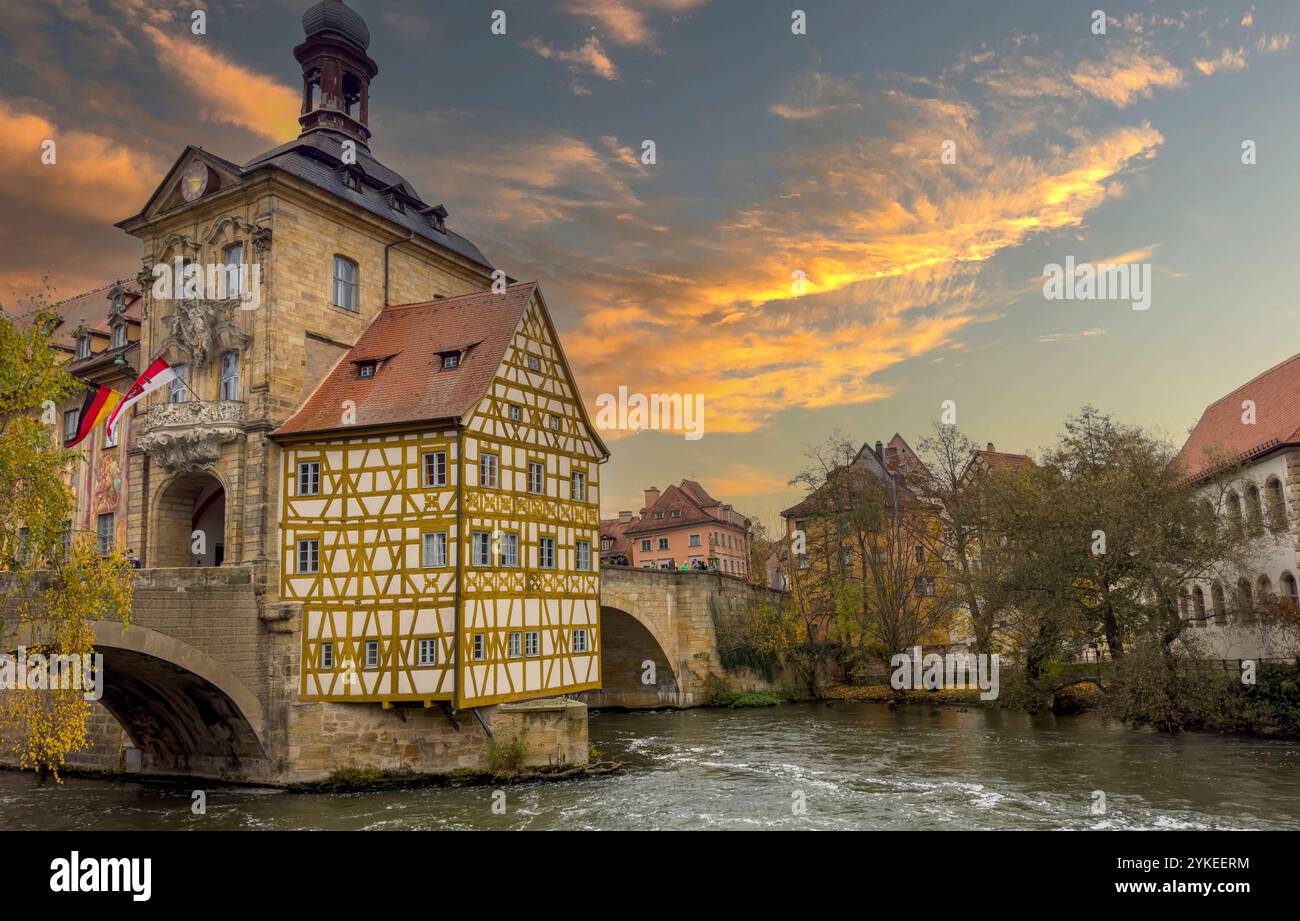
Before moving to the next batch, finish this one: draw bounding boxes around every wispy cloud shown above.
[140,24,300,142]
[525,36,620,92]
[561,0,707,48]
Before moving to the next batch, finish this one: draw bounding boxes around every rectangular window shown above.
[320,643,334,670]
[573,629,588,653]
[222,243,244,299]
[96,513,113,555]
[472,531,492,566]
[332,255,358,311]
[640,539,651,552]
[502,532,519,567]
[572,472,586,501]
[63,409,80,443]
[528,461,545,495]
[689,534,701,547]
[298,461,320,496]
[418,638,437,666]
[508,404,522,422]
[575,540,591,572]
[103,415,118,448]
[527,354,540,371]
[219,351,239,400]
[472,634,485,661]
[422,451,447,487]
[539,537,556,569]
[479,452,498,488]
[296,538,320,574]
[658,537,670,551]
[422,532,447,568]
[168,364,188,403]
[59,522,71,561]
[525,631,540,657]
[111,324,127,349]
[508,631,522,658]
[357,362,375,379]
[550,415,561,431]
[364,640,379,669]
[441,353,459,370]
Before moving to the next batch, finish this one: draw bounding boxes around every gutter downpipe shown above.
[384,230,416,306]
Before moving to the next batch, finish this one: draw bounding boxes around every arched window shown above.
[1281,572,1299,607]
[1265,477,1288,531]
[332,255,359,311]
[1192,586,1207,625]
[1211,583,1227,626]
[1178,587,1189,618]
[1236,577,1253,615]
[1257,574,1274,602]
[1225,490,1243,529]
[1246,485,1264,533]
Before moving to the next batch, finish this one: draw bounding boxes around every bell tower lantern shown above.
[294,0,379,147]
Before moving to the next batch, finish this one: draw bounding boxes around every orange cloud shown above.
[1070,50,1184,106]
[0,101,159,224]
[141,24,300,142]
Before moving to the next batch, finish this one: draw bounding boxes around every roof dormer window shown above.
[440,352,460,371]
[358,361,376,379]
[111,323,127,349]
[75,334,91,360]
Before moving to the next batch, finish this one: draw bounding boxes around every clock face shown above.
[180,161,209,202]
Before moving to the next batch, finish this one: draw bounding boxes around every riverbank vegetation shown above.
[716,409,1300,735]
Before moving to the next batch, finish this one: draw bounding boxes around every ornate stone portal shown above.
[135,400,245,474]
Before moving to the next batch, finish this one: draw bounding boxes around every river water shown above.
[2,702,1299,830]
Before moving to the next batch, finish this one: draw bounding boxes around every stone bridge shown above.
[1,564,784,781]
[592,566,787,709]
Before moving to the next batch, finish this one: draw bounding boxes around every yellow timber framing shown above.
[279,289,608,710]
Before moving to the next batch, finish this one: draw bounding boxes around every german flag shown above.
[65,384,123,449]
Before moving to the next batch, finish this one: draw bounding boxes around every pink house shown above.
[619,480,752,577]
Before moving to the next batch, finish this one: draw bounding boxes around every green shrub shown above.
[485,734,527,779]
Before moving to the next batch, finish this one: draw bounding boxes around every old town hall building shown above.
[57,0,606,750]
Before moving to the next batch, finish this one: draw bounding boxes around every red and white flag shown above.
[105,357,178,434]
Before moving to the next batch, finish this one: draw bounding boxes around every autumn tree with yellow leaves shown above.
[0,293,132,778]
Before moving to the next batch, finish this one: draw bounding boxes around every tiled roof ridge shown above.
[1200,352,1300,412]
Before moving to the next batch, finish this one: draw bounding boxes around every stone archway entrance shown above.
[151,472,226,567]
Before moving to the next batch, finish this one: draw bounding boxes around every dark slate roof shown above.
[303,0,370,50]
[242,130,492,269]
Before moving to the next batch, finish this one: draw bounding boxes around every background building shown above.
[618,480,752,575]
[1174,352,1300,660]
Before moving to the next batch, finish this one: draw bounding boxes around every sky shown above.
[2,0,1298,530]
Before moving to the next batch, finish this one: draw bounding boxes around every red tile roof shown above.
[599,517,635,556]
[624,483,719,534]
[1174,352,1300,481]
[275,283,537,436]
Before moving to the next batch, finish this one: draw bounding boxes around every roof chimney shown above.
[987,442,995,453]
[874,440,884,460]
[618,510,633,524]
[643,487,660,513]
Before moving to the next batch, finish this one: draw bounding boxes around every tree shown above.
[0,294,133,779]
[916,421,1017,655]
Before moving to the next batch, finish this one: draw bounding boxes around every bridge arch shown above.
[589,604,681,709]
[5,619,267,777]
[62,621,267,777]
